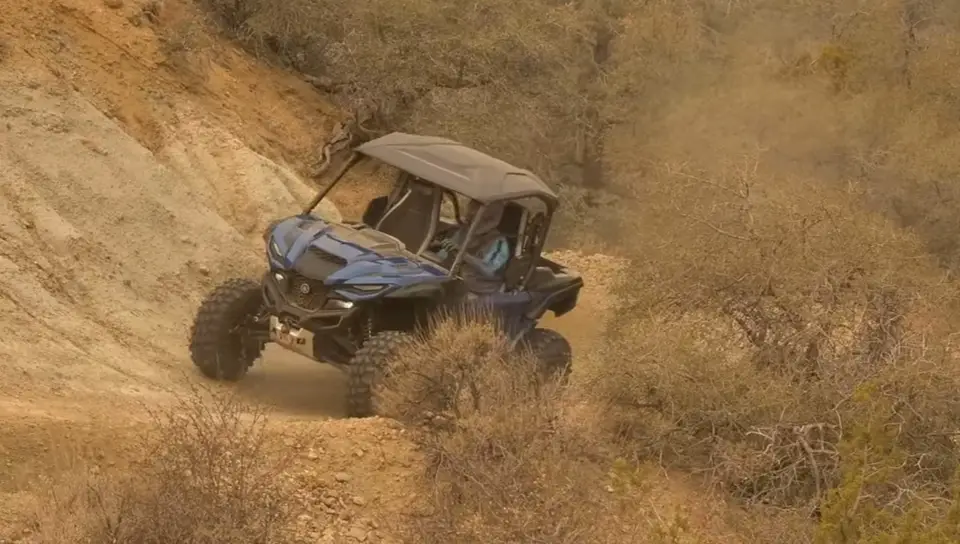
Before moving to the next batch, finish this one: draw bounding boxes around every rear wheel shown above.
[345,331,415,418]
[189,278,265,381]
[523,328,573,383]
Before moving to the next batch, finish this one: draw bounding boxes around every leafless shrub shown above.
[28,389,296,544]
[378,311,630,543]
[156,3,214,85]
[588,152,960,515]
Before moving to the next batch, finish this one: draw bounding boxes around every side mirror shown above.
[362,196,389,227]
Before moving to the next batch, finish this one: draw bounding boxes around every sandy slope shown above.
[0,59,342,414]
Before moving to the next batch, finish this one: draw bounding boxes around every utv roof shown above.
[356,132,557,204]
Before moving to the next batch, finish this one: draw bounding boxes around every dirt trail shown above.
[0,1,628,539]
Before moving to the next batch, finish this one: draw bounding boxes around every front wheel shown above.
[189,278,265,381]
[523,328,573,384]
[345,331,416,418]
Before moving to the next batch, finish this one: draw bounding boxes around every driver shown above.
[435,201,510,294]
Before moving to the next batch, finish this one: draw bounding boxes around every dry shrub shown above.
[28,390,295,544]
[190,0,681,193]
[378,311,629,543]
[157,3,214,84]
[814,386,960,543]
[590,156,960,522]
[377,310,548,424]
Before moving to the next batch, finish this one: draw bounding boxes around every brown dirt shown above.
[0,1,632,541]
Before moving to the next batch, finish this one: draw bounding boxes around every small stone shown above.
[197,265,210,276]
[353,449,365,458]
[334,471,351,483]
[322,496,337,507]
[306,450,319,460]
[351,496,366,506]
[298,513,313,523]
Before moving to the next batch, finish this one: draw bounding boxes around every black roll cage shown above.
[302,152,556,291]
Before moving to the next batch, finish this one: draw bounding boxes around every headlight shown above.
[269,240,283,258]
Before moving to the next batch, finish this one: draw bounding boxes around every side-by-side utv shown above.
[188,132,584,417]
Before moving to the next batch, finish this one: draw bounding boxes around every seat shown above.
[374,182,439,252]
[361,196,389,227]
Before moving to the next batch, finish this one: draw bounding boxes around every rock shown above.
[351,495,366,506]
[334,471,351,483]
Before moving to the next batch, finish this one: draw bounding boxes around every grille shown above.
[287,273,328,310]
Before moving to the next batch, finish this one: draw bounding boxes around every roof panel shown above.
[355,132,556,203]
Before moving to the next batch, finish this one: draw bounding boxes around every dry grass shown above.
[27,390,296,544]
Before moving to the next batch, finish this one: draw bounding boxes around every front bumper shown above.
[261,271,359,331]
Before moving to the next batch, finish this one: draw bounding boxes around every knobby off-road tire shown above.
[524,328,573,384]
[189,278,265,382]
[346,331,415,418]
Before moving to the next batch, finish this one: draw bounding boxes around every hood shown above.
[268,216,447,286]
